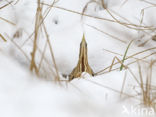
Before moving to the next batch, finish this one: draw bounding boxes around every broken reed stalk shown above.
[0,17,15,26]
[141,0,156,6]
[96,47,156,75]
[80,0,154,30]
[103,48,155,67]
[38,40,48,73]
[0,1,13,10]
[141,61,155,109]
[85,79,140,100]
[42,22,60,81]
[100,0,154,30]
[126,61,156,110]
[109,56,128,72]
[0,33,7,42]
[42,3,154,31]
[29,0,60,80]
[144,61,155,108]
[120,71,127,97]
[85,24,127,44]
[106,52,156,75]
[20,0,56,48]
[14,0,20,5]
[30,0,42,74]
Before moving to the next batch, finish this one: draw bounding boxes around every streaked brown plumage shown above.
[69,35,94,81]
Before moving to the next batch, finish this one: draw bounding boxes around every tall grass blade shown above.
[120,40,133,71]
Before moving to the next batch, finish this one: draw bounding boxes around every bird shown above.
[69,34,94,81]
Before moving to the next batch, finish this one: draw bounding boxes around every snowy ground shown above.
[0,0,156,117]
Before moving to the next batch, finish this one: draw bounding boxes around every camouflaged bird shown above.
[69,35,94,81]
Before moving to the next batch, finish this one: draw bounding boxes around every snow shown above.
[0,0,156,117]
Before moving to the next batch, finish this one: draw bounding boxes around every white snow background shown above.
[0,0,156,117]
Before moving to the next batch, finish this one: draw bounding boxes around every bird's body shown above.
[69,35,94,81]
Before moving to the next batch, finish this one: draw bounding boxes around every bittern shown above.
[69,34,94,81]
